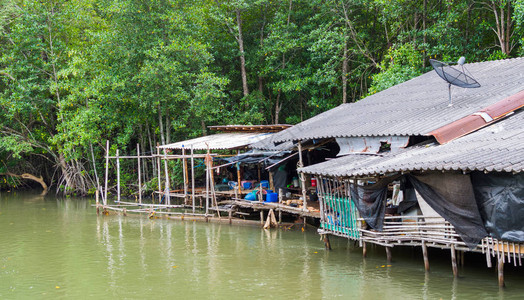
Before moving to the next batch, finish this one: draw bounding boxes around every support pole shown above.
[278,188,283,224]
[163,149,170,206]
[191,145,195,213]
[386,246,392,263]
[297,141,307,212]
[363,242,367,258]
[260,210,264,226]
[236,150,241,196]
[182,148,188,205]
[116,149,121,203]
[269,170,275,192]
[498,255,505,288]
[137,143,142,204]
[96,190,100,215]
[205,148,210,216]
[156,144,161,203]
[422,241,430,272]
[104,140,109,205]
[323,234,332,250]
[451,244,458,277]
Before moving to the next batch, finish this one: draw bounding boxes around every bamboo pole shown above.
[205,148,210,216]
[191,145,195,213]
[116,149,121,203]
[163,149,170,206]
[498,255,505,287]
[323,234,332,250]
[422,241,430,272]
[451,244,458,277]
[156,144,161,203]
[386,246,392,263]
[182,148,188,205]
[363,242,367,258]
[269,170,275,192]
[137,143,142,204]
[278,188,283,224]
[236,150,241,196]
[104,140,109,205]
[297,141,307,212]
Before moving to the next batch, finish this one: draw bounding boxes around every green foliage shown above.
[367,43,423,96]
[0,0,522,194]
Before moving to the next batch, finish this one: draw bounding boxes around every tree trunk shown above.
[158,104,165,145]
[1,173,48,196]
[342,38,348,104]
[236,9,249,97]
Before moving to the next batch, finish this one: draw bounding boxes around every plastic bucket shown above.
[265,193,278,203]
[311,177,317,187]
[242,181,252,189]
[260,180,269,188]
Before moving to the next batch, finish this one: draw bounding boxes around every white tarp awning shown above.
[158,132,274,150]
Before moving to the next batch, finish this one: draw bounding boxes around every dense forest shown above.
[0,0,523,195]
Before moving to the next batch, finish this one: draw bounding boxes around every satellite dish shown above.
[430,57,480,106]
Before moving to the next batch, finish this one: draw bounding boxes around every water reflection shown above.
[1,195,524,299]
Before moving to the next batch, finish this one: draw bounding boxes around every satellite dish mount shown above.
[430,57,481,106]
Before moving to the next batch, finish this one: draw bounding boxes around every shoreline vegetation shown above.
[1,0,523,195]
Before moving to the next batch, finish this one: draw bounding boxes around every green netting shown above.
[321,194,360,239]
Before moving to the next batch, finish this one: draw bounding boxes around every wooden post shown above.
[104,140,109,205]
[323,234,332,250]
[451,244,458,277]
[156,144,161,203]
[498,255,505,288]
[205,149,210,216]
[278,188,283,224]
[297,141,307,211]
[116,149,121,203]
[422,241,430,272]
[228,209,232,224]
[137,143,142,204]
[236,151,241,196]
[191,145,195,213]
[269,171,275,193]
[386,246,392,263]
[96,189,100,215]
[260,210,264,226]
[163,149,170,206]
[363,241,367,258]
[182,148,188,205]
[258,182,263,202]
[460,250,465,267]
[257,163,261,182]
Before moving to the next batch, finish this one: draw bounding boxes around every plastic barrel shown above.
[265,193,278,203]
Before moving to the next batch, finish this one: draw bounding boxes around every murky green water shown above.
[1,192,523,299]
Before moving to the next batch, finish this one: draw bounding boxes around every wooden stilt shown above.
[236,150,241,196]
[422,241,430,272]
[269,171,275,192]
[104,140,109,205]
[297,141,308,212]
[323,234,332,250]
[156,144,161,203]
[260,210,264,226]
[123,207,127,216]
[363,242,367,258]
[116,149,121,203]
[191,145,195,213]
[137,143,142,204]
[163,149,170,206]
[498,255,505,288]
[451,244,458,277]
[278,188,283,224]
[205,151,210,216]
[386,246,392,263]
[460,250,465,267]
[228,209,232,224]
[96,190,100,215]
[182,148,188,205]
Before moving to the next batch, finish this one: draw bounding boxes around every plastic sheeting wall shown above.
[472,172,524,242]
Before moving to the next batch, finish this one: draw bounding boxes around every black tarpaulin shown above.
[407,173,488,249]
[350,183,387,230]
[471,172,524,242]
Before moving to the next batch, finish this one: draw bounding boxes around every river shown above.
[0,192,522,299]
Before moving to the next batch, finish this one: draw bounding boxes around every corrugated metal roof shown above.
[300,109,524,177]
[271,58,524,143]
[159,132,275,150]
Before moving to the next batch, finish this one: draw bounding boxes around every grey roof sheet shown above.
[159,132,275,150]
[272,58,524,143]
[300,109,524,176]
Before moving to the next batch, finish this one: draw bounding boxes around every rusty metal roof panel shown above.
[159,132,276,150]
[272,58,524,143]
[300,110,524,176]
